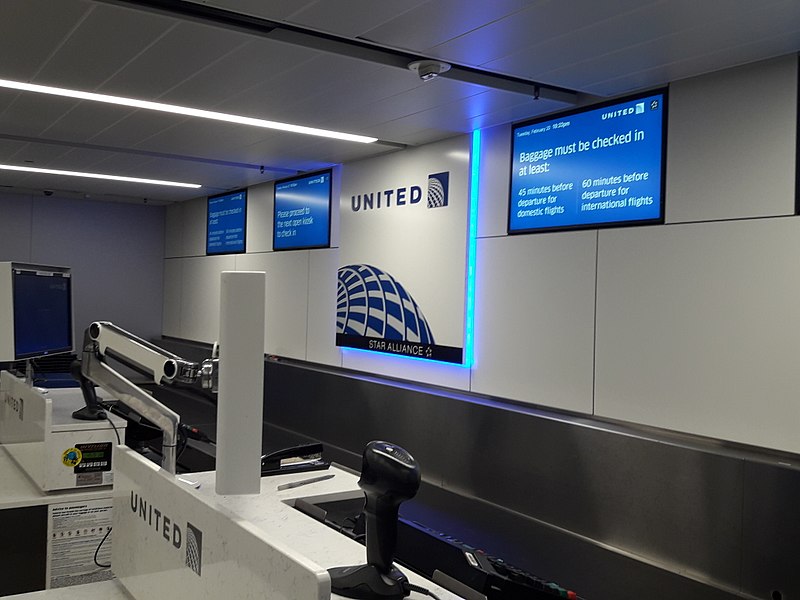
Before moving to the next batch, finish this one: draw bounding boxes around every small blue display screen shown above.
[509,91,666,233]
[207,190,247,255]
[273,170,332,250]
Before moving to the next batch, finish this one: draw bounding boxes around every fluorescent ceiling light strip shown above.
[0,164,201,188]
[0,78,377,144]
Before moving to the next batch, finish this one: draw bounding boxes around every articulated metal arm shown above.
[73,321,217,475]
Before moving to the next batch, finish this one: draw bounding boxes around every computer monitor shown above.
[0,263,73,363]
[207,189,247,255]
[508,89,667,234]
[273,169,333,251]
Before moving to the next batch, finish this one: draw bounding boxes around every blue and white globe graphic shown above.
[337,264,434,344]
[427,176,446,208]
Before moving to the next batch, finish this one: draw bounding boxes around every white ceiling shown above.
[0,0,797,204]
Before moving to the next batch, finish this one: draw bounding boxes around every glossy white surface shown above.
[0,445,113,510]
[215,270,265,495]
[0,580,132,600]
[0,376,125,492]
[112,448,459,600]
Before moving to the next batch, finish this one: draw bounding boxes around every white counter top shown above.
[0,581,132,600]
[0,445,113,510]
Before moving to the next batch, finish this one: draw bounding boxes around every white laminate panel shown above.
[0,446,112,511]
[179,255,236,344]
[245,181,273,254]
[595,218,800,454]
[470,231,596,413]
[477,122,512,239]
[181,196,208,257]
[306,248,343,367]
[164,202,184,258]
[0,580,132,600]
[112,449,330,600]
[162,258,182,337]
[235,252,309,360]
[666,55,798,223]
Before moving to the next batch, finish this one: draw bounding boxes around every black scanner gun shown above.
[328,440,421,600]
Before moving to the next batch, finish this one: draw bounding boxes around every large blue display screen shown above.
[273,170,332,250]
[207,190,247,255]
[13,268,72,359]
[509,90,666,233]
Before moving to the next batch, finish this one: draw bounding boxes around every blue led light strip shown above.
[463,129,481,368]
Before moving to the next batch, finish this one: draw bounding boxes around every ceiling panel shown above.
[428,0,650,70]
[97,21,249,100]
[0,93,82,138]
[357,0,535,54]
[157,39,320,109]
[33,3,177,90]
[0,0,92,81]
[0,0,796,203]
[280,0,429,39]
[37,101,141,143]
[532,1,800,95]
[193,0,318,22]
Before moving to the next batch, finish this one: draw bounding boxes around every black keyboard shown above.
[296,498,583,600]
[396,518,582,600]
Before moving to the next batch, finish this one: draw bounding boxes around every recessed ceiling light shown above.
[0,78,378,144]
[0,164,201,188]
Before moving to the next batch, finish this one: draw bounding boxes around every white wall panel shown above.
[666,55,797,223]
[0,193,33,262]
[235,252,309,360]
[162,258,182,337]
[179,255,235,343]
[595,218,800,454]
[164,202,185,258]
[477,123,512,239]
[470,230,597,413]
[306,248,342,367]
[245,182,273,254]
[181,196,208,257]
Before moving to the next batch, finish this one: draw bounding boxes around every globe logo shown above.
[185,523,203,576]
[427,172,449,208]
[337,264,434,344]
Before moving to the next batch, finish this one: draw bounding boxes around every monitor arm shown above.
[72,321,218,475]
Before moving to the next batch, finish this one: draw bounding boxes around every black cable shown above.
[93,527,113,569]
[176,427,189,460]
[405,583,443,600]
[105,413,122,445]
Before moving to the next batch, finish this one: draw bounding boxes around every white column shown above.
[215,271,265,495]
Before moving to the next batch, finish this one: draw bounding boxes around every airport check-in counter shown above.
[0,372,126,594]
[0,444,461,600]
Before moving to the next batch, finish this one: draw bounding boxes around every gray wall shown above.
[0,192,166,342]
[262,358,799,600]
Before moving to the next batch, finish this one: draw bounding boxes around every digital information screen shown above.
[207,190,247,255]
[13,269,72,359]
[273,170,332,251]
[509,90,666,234]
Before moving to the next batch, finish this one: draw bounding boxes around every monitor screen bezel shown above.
[206,188,248,256]
[507,87,668,236]
[12,266,74,361]
[272,168,333,252]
